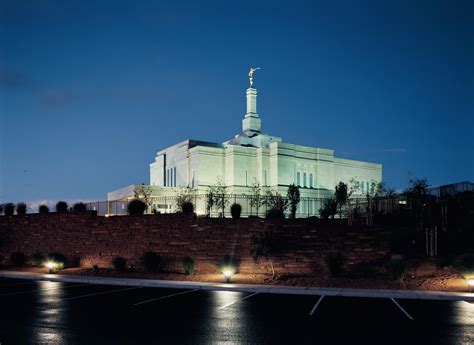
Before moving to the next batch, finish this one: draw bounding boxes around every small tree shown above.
[251,232,278,278]
[134,184,153,214]
[287,184,300,219]
[112,257,127,272]
[176,187,196,213]
[56,201,68,213]
[334,182,348,218]
[264,190,288,219]
[319,197,337,219]
[205,185,216,217]
[16,202,27,215]
[140,251,162,273]
[324,251,346,277]
[249,179,263,216]
[404,178,430,230]
[39,205,49,214]
[128,199,147,215]
[214,177,229,217]
[73,202,87,212]
[4,203,14,216]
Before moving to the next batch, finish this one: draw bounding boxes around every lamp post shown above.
[45,261,56,274]
[468,279,474,293]
[223,270,233,283]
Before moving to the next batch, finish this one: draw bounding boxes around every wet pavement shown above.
[0,277,473,344]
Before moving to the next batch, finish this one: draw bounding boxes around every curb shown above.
[1,270,473,301]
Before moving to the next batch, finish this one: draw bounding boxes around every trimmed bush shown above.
[230,203,242,219]
[4,203,15,216]
[454,253,474,280]
[10,252,26,267]
[181,201,194,214]
[39,205,49,214]
[31,252,45,267]
[323,251,346,277]
[16,202,27,215]
[387,255,407,281]
[265,207,285,219]
[46,252,67,269]
[218,254,239,274]
[56,201,68,213]
[140,251,161,273]
[182,256,195,275]
[112,256,127,272]
[128,199,147,215]
[73,202,87,212]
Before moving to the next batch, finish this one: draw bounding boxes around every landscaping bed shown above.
[2,260,468,293]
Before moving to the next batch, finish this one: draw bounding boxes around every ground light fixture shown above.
[45,261,58,274]
[223,269,233,283]
[468,278,474,292]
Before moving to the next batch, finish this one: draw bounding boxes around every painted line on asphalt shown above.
[309,295,325,316]
[0,283,85,297]
[390,298,414,320]
[133,289,199,306]
[218,292,260,310]
[64,286,142,301]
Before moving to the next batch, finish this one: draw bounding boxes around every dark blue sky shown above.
[1,0,473,203]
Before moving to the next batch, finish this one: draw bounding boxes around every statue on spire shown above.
[248,67,260,87]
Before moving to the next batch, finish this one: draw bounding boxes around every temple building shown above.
[108,70,382,216]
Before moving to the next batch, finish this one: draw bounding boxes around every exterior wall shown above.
[0,214,390,275]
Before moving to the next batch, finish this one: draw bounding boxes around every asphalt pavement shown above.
[0,277,472,344]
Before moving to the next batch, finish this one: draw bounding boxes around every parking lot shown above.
[0,277,473,344]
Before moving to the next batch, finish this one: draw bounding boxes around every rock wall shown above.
[0,213,390,275]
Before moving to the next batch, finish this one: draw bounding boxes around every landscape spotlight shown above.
[45,261,57,274]
[468,279,474,293]
[223,269,233,283]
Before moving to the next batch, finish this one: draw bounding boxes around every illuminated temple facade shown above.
[108,83,382,216]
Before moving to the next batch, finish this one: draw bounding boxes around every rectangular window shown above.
[264,170,268,186]
[296,171,301,186]
[245,170,248,186]
[309,173,313,188]
[361,181,365,194]
[174,167,177,187]
[166,169,169,187]
[191,169,195,188]
[303,172,307,188]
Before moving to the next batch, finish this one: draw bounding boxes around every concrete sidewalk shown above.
[1,270,473,301]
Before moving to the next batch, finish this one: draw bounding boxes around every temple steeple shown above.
[242,87,261,132]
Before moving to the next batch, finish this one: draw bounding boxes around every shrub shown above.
[4,203,15,216]
[112,256,127,272]
[10,252,26,267]
[182,256,195,275]
[230,203,242,219]
[265,207,285,219]
[323,251,346,277]
[39,205,50,214]
[46,252,67,269]
[16,202,27,215]
[128,199,147,215]
[56,201,68,213]
[181,201,194,214]
[93,264,99,274]
[387,255,407,281]
[251,232,278,277]
[218,254,239,275]
[31,252,45,267]
[319,198,337,219]
[140,251,161,273]
[454,253,474,280]
[72,202,87,212]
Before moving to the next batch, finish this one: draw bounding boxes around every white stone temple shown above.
[108,69,382,216]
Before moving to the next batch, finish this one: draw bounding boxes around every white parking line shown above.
[390,298,414,320]
[218,292,260,310]
[309,295,325,316]
[64,286,142,301]
[133,289,199,306]
[0,283,85,297]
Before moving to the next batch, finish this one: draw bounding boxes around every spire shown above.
[242,87,261,132]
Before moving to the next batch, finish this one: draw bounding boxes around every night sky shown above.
[1,0,473,206]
